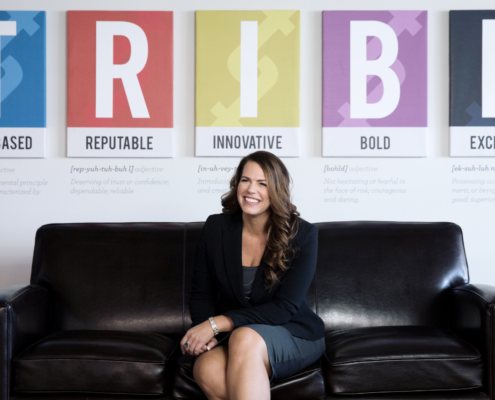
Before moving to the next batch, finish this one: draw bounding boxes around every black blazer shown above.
[189,212,325,341]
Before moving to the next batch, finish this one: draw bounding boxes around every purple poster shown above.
[322,11,427,157]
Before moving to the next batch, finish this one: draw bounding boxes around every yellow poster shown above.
[196,10,300,156]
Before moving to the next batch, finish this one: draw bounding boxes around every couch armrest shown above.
[0,284,50,400]
[450,283,495,399]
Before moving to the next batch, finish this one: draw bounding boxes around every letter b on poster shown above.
[67,11,173,158]
[322,11,428,157]
[350,21,400,119]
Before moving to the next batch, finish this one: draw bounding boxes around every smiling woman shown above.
[181,151,325,400]
[222,152,301,289]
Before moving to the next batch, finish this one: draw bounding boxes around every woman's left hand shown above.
[181,320,215,356]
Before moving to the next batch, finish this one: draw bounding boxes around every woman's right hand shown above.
[181,320,215,356]
[201,337,218,353]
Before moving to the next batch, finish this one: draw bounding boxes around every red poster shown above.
[67,11,173,157]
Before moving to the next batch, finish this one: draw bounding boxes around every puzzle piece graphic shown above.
[1,11,40,49]
[1,55,22,102]
[466,101,495,126]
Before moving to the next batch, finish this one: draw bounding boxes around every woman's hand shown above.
[181,320,215,356]
[202,337,218,352]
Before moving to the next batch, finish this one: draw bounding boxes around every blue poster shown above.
[0,11,46,157]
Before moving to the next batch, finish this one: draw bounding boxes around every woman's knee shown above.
[228,327,272,378]
[193,351,228,398]
[229,327,267,356]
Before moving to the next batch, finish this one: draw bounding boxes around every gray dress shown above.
[240,265,325,383]
[242,265,258,302]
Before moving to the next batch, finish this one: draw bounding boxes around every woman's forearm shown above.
[214,315,234,332]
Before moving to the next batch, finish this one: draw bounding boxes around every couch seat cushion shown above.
[324,326,483,395]
[173,353,325,400]
[13,330,178,395]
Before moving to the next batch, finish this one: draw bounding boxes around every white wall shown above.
[1,0,495,287]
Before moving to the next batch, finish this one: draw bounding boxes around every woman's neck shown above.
[242,211,270,237]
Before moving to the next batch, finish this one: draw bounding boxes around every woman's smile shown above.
[244,196,261,204]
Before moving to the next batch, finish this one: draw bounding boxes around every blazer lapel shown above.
[223,213,252,308]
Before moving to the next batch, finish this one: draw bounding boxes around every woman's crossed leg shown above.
[193,327,272,400]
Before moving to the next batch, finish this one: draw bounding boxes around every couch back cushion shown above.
[31,221,468,338]
[314,222,469,332]
[31,223,186,339]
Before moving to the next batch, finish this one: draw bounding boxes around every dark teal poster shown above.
[450,10,495,156]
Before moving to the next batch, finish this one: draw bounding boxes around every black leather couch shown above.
[0,221,493,400]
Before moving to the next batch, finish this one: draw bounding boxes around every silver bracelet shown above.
[209,317,219,336]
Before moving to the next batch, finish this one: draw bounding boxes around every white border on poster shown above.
[322,127,427,157]
[0,128,46,158]
[67,128,173,158]
[450,127,495,157]
[195,127,299,157]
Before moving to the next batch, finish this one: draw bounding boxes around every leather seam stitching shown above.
[489,304,494,399]
[275,368,320,382]
[6,304,11,399]
[2,305,9,399]
[457,223,470,284]
[15,358,168,364]
[453,288,494,306]
[15,389,165,395]
[330,356,482,366]
[333,384,484,396]
[447,329,483,359]
[0,287,46,308]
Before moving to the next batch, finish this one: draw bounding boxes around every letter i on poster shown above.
[67,11,173,158]
[0,11,46,158]
[195,11,300,157]
[322,11,427,157]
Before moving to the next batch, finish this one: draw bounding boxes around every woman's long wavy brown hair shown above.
[221,151,300,290]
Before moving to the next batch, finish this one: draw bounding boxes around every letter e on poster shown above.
[67,11,173,157]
